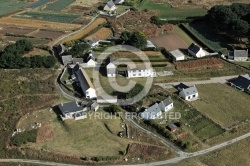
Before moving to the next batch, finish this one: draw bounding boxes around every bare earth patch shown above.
[36,124,53,143]
[150,32,189,51]
[110,11,173,38]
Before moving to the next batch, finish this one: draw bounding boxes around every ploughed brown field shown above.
[150,32,189,51]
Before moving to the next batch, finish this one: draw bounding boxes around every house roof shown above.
[141,103,161,119]
[106,0,115,8]
[161,97,173,106]
[168,124,177,130]
[127,64,152,71]
[87,37,99,46]
[91,102,99,109]
[61,55,73,65]
[233,49,248,57]
[175,83,189,91]
[73,58,84,64]
[74,64,95,90]
[229,75,250,90]
[114,0,124,3]
[107,68,116,74]
[58,102,84,114]
[181,86,198,96]
[170,49,185,59]
[241,74,250,79]
[146,40,156,48]
[188,43,201,54]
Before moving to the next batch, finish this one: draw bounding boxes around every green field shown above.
[14,11,80,23]
[0,0,29,16]
[233,61,250,68]
[192,84,250,128]
[173,137,250,166]
[172,96,225,142]
[46,0,75,11]
[182,23,232,52]
[173,25,197,46]
[138,0,207,20]
[18,109,131,157]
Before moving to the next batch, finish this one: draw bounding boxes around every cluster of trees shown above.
[0,40,56,69]
[68,43,90,58]
[126,83,145,99]
[11,129,38,147]
[146,120,174,140]
[120,31,147,49]
[108,104,122,114]
[150,16,165,26]
[207,3,250,40]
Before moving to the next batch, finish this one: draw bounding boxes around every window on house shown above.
[188,96,191,99]
[193,94,196,98]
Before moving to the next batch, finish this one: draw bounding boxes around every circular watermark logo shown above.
[93,45,154,106]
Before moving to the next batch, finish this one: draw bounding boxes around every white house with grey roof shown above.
[106,56,116,77]
[85,51,97,67]
[228,49,248,61]
[73,64,97,99]
[104,0,116,11]
[58,101,87,121]
[178,83,198,101]
[188,43,205,58]
[86,37,100,47]
[159,97,173,112]
[140,103,162,120]
[127,65,156,78]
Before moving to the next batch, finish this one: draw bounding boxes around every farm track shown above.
[50,15,100,46]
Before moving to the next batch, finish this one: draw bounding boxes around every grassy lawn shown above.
[173,137,250,166]
[191,84,250,128]
[182,23,232,52]
[173,25,197,46]
[138,0,206,20]
[0,0,29,16]
[45,0,75,11]
[18,109,131,157]
[171,96,225,142]
[116,6,131,15]
[233,61,250,68]
[14,11,80,23]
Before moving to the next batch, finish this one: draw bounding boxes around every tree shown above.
[43,56,57,68]
[120,31,147,49]
[228,18,249,39]
[120,31,132,43]
[129,31,147,49]
[207,5,238,31]
[150,16,164,25]
[126,83,145,99]
[230,3,250,18]
[69,43,90,57]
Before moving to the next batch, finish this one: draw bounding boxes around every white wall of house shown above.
[234,57,248,61]
[179,91,198,101]
[188,49,205,58]
[127,69,156,78]
[159,102,173,112]
[86,59,96,67]
[104,5,116,11]
[106,63,116,77]
[85,88,97,99]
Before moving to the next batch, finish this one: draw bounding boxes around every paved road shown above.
[155,75,238,88]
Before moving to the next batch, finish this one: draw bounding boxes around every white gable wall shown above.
[85,88,97,99]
